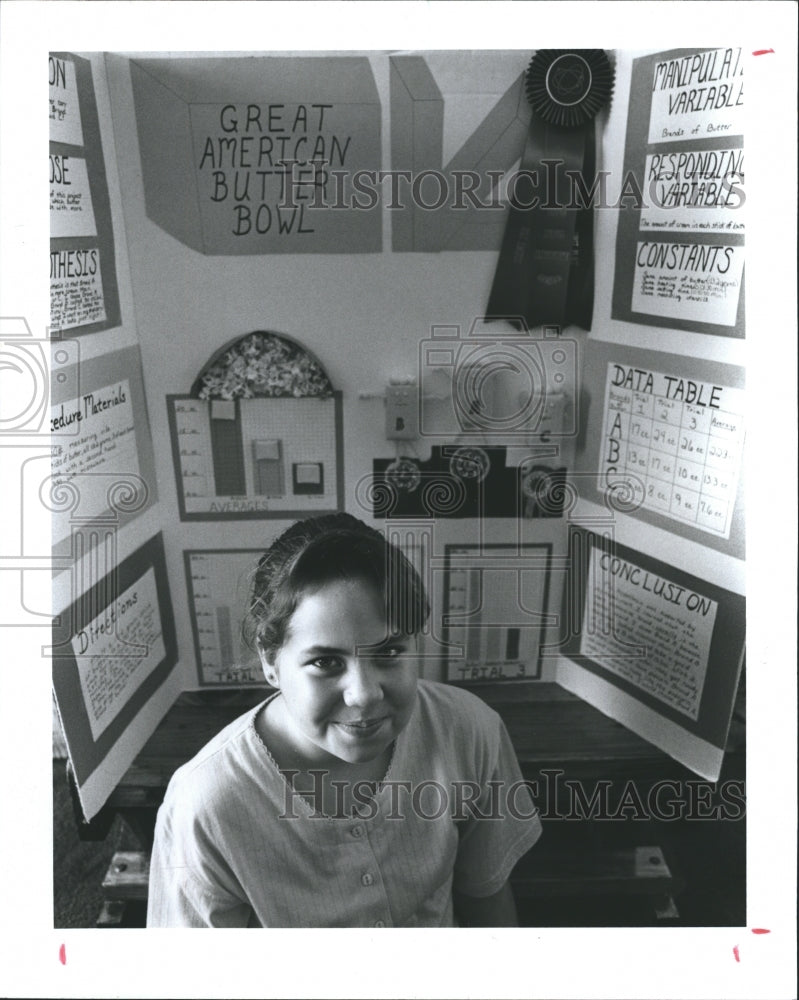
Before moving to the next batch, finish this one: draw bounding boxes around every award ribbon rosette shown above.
[487,50,614,331]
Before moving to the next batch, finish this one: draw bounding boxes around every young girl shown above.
[147,513,541,927]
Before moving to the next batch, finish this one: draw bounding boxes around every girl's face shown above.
[260,578,419,767]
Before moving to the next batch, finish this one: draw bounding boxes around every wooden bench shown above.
[97,843,680,927]
[87,683,743,927]
[97,851,149,928]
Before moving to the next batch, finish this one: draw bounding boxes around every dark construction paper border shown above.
[183,547,266,688]
[560,526,744,750]
[576,338,745,560]
[166,391,344,521]
[611,47,744,339]
[51,532,177,785]
[50,344,158,557]
[49,52,122,337]
[444,542,553,683]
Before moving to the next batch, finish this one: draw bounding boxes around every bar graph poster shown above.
[49,52,121,336]
[443,543,552,682]
[184,549,267,686]
[167,393,343,520]
[612,48,744,337]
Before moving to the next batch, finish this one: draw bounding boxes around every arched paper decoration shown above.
[167,330,343,521]
[191,330,334,400]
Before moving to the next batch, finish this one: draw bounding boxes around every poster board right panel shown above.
[610,47,744,338]
[557,526,745,780]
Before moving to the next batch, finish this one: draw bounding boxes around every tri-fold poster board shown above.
[49,47,746,820]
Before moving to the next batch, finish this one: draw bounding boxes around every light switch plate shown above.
[385,383,418,440]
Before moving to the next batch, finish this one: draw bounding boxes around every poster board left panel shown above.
[50,52,122,337]
[49,343,158,558]
[51,533,180,819]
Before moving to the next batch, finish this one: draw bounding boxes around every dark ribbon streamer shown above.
[487,50,613,332]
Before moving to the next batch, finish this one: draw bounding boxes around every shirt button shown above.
[361,872,374,886]
[374,920,385,928]
[351,825,363,838]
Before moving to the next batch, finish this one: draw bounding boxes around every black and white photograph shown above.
[0,2,796,998]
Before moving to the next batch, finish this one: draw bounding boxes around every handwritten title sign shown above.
[580,548,718,721]
[131,57,382,254]
[648,48,743,144]
[73,568,166,741]
[640,148,744,233]
[631,240,745,325]
[50,155,98,238]
[612,47,744,337]
[49,52,122,335]
[49,54,84,145]
[191,102,354,245]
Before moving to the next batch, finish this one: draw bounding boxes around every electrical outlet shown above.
[385,382,418,440]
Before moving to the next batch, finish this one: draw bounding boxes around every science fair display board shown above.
[49,47,747,819]
[557,46,746,780]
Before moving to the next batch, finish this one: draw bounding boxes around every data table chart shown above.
[600,364,745,538]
